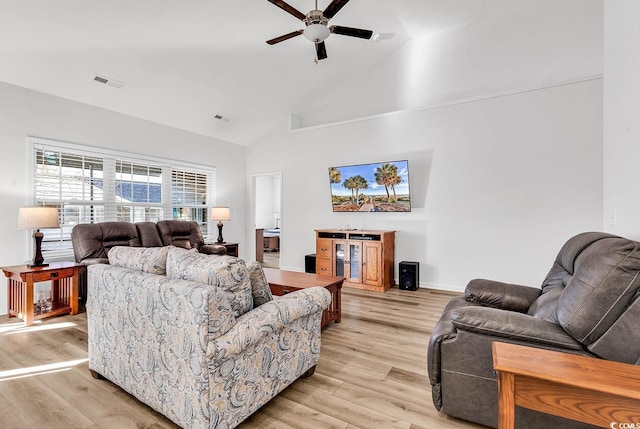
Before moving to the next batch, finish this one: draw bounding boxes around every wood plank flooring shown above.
[0,286,487,429]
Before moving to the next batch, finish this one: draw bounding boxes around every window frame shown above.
[28,137,217,261]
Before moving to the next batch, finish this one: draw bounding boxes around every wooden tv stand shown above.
[315,229,395,292]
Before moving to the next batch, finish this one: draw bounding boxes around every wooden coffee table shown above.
[263,268,344,328]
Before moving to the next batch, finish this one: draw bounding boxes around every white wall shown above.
[247,79,603,290]
[0,81,246,314]
[603,0,640,239]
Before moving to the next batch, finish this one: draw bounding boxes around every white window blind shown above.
[34,147,106,259]
[171,169,210,234]
[30,138,216,260]
[115,160,163,223]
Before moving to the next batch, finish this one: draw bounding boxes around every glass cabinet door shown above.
[347,241,362,282]
[334,241,345,277]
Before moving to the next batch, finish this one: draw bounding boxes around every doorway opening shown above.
[252,172,281,269]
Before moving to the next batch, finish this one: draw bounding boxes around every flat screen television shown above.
[328,160,411,212]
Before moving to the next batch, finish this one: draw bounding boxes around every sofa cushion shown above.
[107,246,170,275]
[246,261,273,307]
[166,247,253,317]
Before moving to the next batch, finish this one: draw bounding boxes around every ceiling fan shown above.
[266,0,373,61]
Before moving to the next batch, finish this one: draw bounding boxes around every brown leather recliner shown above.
[71,220,226,302]
[427,232,640,429]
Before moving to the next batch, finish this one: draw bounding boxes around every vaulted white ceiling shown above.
[0,0,603,145]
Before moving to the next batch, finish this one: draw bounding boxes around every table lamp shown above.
[18,206,60,267]
[211,206,231,244]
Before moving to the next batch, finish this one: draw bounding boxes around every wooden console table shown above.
[2,261,82,326]
[492,341,640,429]
[263,268,343,328]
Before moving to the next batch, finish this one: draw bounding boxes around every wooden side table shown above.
[2,261,82,326]
[492,341,640,429]
[223,242,239,257]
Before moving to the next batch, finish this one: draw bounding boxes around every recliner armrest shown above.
[200,243,227,255]
[465,278,541,312]
[451,306,583,350]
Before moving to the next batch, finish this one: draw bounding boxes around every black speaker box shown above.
[399,261,419,291]
[305,254,316,274]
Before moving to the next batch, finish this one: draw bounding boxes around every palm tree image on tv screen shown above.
[328,160,411,212]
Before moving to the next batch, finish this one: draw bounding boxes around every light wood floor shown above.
[0,286,487,429]
[261,251,280,269]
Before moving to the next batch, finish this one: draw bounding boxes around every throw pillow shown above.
[107,246,170,275]
[246,261,273,307]
[166,247,253,317]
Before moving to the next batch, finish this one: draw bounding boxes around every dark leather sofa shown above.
[427,232,640,429]
[71,220,226,301]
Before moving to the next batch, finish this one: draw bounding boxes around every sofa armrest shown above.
[200,243,227,255]
[451,306,582,350]
[208,287,331,363]
[465,278,541,312]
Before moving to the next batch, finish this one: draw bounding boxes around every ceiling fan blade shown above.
[266,29,304,45]
[330,25,373,39]
[316,41,328,60]
[323,0,350,19]
[266,0,306,20]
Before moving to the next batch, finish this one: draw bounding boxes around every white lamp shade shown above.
[304,23,330,42]
[211,206,231,222]
[17,206,60,230]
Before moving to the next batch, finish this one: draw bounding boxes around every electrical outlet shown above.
[607,208,617,226]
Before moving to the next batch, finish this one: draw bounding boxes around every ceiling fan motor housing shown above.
[304,10,328,26]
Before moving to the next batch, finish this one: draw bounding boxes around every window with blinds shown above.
[115,161,163,223]
[171,169,209,233]
[30,138,215,260]
[34,148,105,258]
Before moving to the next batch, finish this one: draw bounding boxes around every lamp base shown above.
[27,263,49,268]
[217,221,225,244]
[31,230,47,268]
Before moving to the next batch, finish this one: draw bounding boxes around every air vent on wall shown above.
[92,74,124,88]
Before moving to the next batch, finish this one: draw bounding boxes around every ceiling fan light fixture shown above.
[304,23,330,42]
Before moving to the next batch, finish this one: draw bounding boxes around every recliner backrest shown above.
[528,232,617,322]
[136,221,163,247]
[156,220,204,250]
[529,232,640,362]
[71,222,140,262]
[556,235,640,345]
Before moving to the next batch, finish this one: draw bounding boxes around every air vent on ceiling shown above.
[92,74,124,88]
[214,114,230,122]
